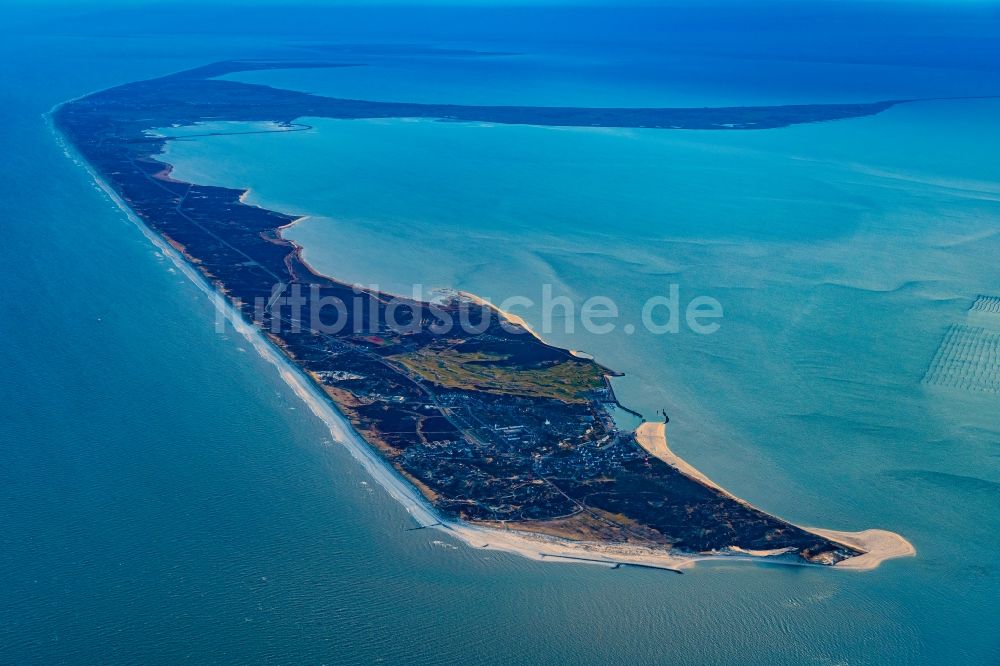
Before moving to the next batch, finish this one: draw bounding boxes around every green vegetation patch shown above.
[393,349,605,403]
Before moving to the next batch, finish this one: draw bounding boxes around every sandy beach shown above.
[456,290,546,342]
[635,422,741,500]
[635,422,915,570]
[807,528,917,570]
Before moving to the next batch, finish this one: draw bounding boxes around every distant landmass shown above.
[52,60,915,570]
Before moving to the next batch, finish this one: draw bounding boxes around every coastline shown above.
[806,528,917,570]
[456,290,545,342]
[50,101,913,573]
[49,114,442,530]
[635,422,916,569]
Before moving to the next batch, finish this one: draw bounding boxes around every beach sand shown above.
[807,528,917,570]
[635,421,915,570]
[456,290,546,342]
[635,422,740,500]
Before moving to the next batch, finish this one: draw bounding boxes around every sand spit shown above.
[635,422,915,570]
[807,528,917,570]
[635,422,740,500]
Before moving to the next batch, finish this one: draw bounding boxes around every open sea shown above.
[2,4,998,664]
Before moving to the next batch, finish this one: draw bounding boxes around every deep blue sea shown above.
[2,4,999,664]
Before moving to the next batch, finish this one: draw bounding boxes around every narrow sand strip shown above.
[635,422,742,500]
[449,522,695,572]
[635,422,915,570]
[457,290,545,342]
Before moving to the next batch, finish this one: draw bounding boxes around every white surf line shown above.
[49,117,442,527]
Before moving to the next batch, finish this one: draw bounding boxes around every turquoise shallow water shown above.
[2,6,999,664]
[161,78,1000,662]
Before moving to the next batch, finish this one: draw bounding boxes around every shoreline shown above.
[806,528,917,570]
[50,105,913,573]
[635,422,916,569]
[456,290,546,342]
[49,115,442,529]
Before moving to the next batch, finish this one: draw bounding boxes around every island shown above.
[51,59,915,570]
